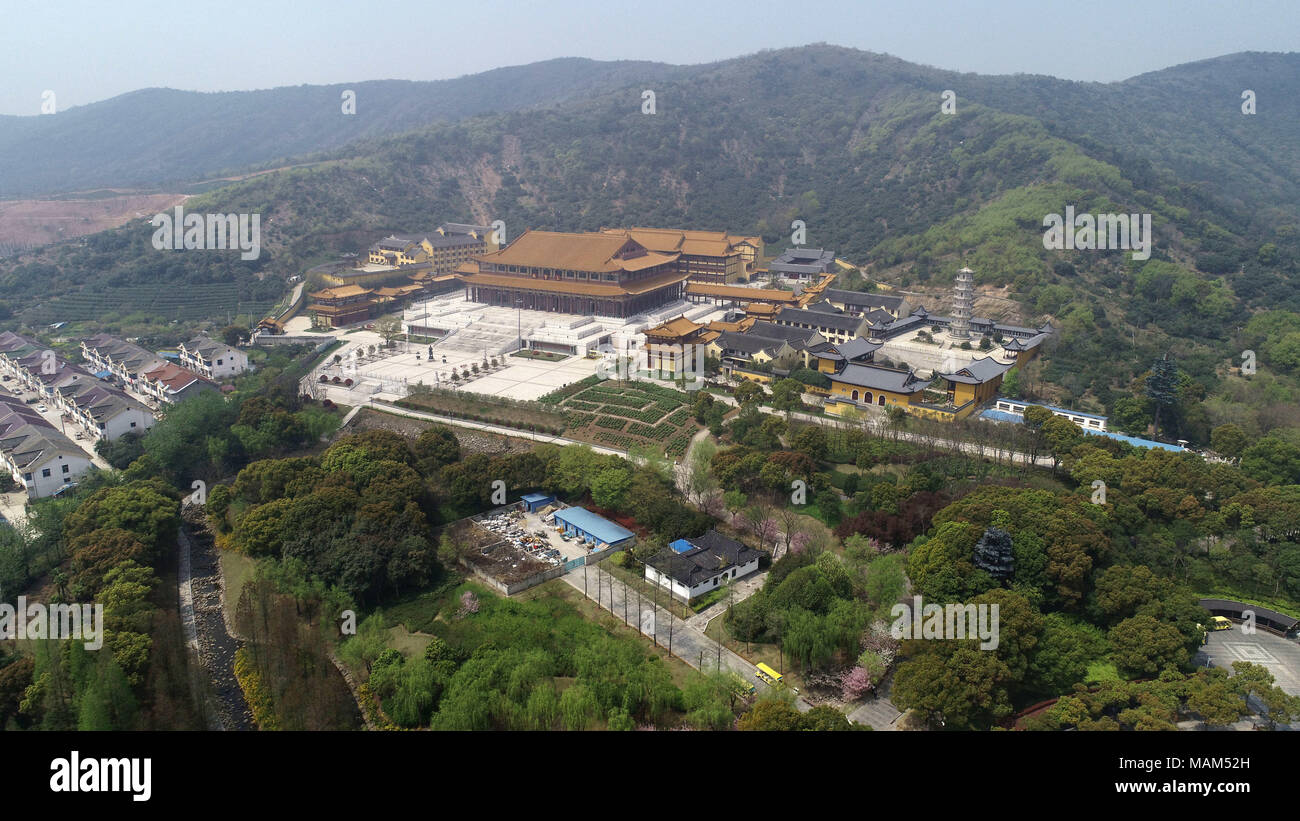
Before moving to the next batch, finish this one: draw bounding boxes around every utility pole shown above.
[652,578,659,647]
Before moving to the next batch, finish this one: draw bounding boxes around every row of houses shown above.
[80,334,249,403]
[0,331,155,442]
[0,397,92,499]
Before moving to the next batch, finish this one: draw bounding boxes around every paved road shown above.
[562,563,811,712]
[1195,626,1300,697]
[846,678,903,730]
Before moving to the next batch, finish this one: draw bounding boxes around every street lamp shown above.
[515,298,524,353]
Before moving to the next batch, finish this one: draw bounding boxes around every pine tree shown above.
[972,526,1015,581]
[1145,355,1179,437]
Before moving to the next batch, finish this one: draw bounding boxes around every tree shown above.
[733,380,764,405]
[770,378,805,412]
[1107,615,1188,677]
[972,526,1015,581]
[892,645,1014,730]
[221,325,247,347]
[1240,435,1300,486]
[1145,355,1179,437]
[686,438,719,506]
[375,315,403,347]
[737,698,803,731]
[792,426,829,462]
[1209,423,1248,461]
[590,465,633,509]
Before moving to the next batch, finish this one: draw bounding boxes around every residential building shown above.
[808,337,882,373]
[685,282,802,309]
[821,288,908,319]
[54,379,155,441]
[0,397,93,499]
[708,331,795,370]
[367,223,497,272]
[935,357,1014,409]
[139,362,217,404]
[644,530,761,602]
[178,336,251,380]
[81,334,171,390]
[825,362,931,411]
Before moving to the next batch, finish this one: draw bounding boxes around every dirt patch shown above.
[0,193,187,248]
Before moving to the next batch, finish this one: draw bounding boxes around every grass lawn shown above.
[380,574,476,634]
[511,349,569,362]
[703,615,807,694]
[1085,661,1121,683]
[387,624,434,659]
[219,549,256,629]
[600,560,693,620]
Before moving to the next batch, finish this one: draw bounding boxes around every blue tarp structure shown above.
[669,539,694,553]
[553,506,635,548]
[1082,428,1184,452]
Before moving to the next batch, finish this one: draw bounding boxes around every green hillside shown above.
[3,44,1299,446]
[0,57,682,197]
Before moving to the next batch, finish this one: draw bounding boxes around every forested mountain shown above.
[0,57,682,197]
[3,44,1299,444]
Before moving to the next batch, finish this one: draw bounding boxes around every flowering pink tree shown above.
[790,531,813,555]
[458,591,480,616]
[841,666,872,701]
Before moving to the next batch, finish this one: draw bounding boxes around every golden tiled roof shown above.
[685,282,800,303]
[475,230,679,273]
[457,269,688,297]
[309,285,373,299]
[645,316,703,338]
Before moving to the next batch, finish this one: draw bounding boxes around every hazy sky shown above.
[1,0,1295,115]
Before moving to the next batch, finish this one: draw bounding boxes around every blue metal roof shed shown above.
[521,493,555,512]
[553,507,635,548]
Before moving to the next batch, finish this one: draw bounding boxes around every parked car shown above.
[36,404,48,412]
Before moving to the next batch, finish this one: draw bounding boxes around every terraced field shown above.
[22,282,277,325]
[543,378,700,460]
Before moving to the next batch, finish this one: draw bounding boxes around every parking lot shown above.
[1196,624,1300,696]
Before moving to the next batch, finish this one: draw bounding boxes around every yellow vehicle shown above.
[729,674,756,698]
[1209,616,1234,631]
[755,663,784,686]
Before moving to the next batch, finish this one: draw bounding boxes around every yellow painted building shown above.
[825,363,930,411]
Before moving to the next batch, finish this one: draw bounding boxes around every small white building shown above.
[645,530,761,602]
[991,398,1108,432]
[178,336,251,380]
